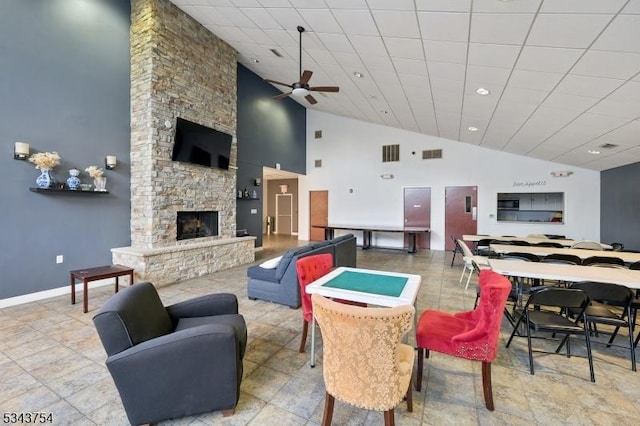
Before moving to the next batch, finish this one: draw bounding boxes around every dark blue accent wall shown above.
[236,64,306,247]
[0,0,131,299]
[601,162,640,251]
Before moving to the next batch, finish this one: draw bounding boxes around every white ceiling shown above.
[170,0,640,171]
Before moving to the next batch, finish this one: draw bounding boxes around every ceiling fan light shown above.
[292,87,309,97]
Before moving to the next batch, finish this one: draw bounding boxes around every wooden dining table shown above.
[463,235,613,250]
[489,258,640,290]
[490,244,640,264]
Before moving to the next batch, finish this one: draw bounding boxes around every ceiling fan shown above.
[264,26,339,105]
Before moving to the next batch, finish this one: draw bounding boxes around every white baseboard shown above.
[0,278,116,309]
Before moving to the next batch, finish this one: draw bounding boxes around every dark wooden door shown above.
[404,187,431,249]
[309,190,328,241]
[445,186,478,250]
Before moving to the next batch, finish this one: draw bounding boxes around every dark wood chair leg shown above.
[416,348,423,391]
[481,361,494,411]
[222,408,234,417]
[405,376,413,412]
[299,320,308,353]
[383,409,395,426]
[321,392,335,426]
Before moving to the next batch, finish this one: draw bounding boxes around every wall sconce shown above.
[105,155,117,170]
[14,142,30,160]
[254,177,262,186]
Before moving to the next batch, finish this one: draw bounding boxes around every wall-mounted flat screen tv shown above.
[171,117,232,170]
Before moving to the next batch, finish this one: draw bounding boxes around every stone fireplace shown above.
[177,211,219,240]
[111,0,255,285]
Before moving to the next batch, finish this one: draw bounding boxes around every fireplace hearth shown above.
[177,211,219,240]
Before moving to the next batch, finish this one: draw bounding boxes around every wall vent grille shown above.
[599,143,618,149]
[269,48,283,58]
[382,144,400,162]
[314,130,322,139]
[314,159,322,168]
[422,149,443,159]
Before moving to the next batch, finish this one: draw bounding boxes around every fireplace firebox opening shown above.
[177,211,219,240]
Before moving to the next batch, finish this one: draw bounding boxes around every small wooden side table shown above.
[70,264,135,313]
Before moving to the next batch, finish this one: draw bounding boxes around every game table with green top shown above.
[305,266,422,366]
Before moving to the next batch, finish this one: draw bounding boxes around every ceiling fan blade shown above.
[309,86,340,93]
[305,94,317,105]
[273,92,292,100]
[299,70,313,85]
[264,79,293,88]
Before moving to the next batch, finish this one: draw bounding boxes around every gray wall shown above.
[601,162,640,251]
[1,0,131,299]
[236,64,306,246]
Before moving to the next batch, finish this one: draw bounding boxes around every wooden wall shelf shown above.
[29,188,110,195]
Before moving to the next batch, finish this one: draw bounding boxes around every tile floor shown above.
[1,238,639,425]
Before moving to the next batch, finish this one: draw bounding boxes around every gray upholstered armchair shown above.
[93,282,247,425]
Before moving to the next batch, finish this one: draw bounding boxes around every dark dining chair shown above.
[505,287,594,382]
[582,256,625,268]
[569,281,636,372]
[610,242,624,251]
[450,235,464,267]
[535,242,564,248]
[541,253,582,266]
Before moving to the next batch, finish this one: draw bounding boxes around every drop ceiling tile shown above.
[468,43,521,68]
[347,35,386,55]
[361,55,395,72]
[562,113,631,137]
[540,0,627,13]
[214,6,259,27]
[508,70,564,92]
[372,11,420,38]
[605,81,640,103]
[428,61,466,81]
[418,12,470,42]
[466,65,511,87]
[264,7,306,29]
[385,38,425,59]
[288,0,328,8]
[368,0,415,10]
[415,0,470,13]
[258,0,292,6]
[502,86,549,104]
[332,51,366,68]
[592,15,640,53]
[393,58,429,76]
[622,1,640,13]
[528,14,612,49]
[556,75,623,98]
[240,7,282,29]
[316,33,355,53]
[423,40,468,63]
[589,100,640,119]
[297,9,343,33]
[571,50,640,79]
[470,14,535,45]
[262,29,298,46]
[332,10,379,36]
[541,93,600,112]
[430,78,464,96]
[323,0,366,8]
[516,46,584,73]
[472,0,541,13]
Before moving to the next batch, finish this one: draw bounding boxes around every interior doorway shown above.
[445,186,478,250]
[275,193,293,235]
[403,187,431,249]
[309,190,328,241]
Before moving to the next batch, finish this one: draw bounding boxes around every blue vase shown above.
[36,169,51,189]
[66,169,81,190]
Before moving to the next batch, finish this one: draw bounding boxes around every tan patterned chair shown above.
[311,294,415,426]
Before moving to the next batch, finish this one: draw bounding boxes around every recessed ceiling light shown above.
[381,110,388,114]
[476,88,490,96]
[468,126,479,132]
[353,72,364,78]
[250,58,259,63]
[588,149,601,155]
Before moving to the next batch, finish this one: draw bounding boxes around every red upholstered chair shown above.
[296,253,365,355]
[415,270,511,411]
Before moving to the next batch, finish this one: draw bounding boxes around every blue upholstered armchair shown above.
[93,282,247,425]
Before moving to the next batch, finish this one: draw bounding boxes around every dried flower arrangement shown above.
[85,166,104,179]
[28,152,61,170]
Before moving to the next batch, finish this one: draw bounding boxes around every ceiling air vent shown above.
[269,48,283,58]
[382,144,400,163]
[599,143,618,149]
[422,149,442,159]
